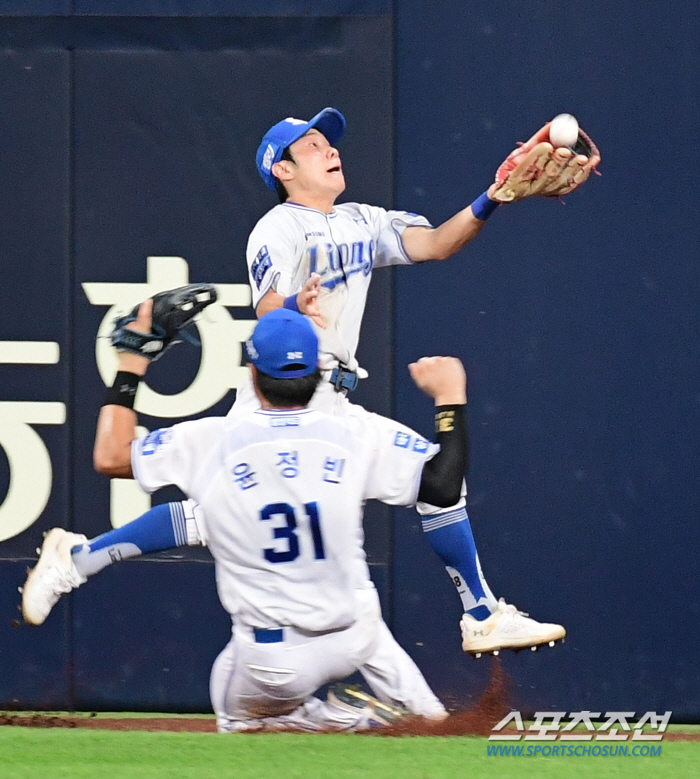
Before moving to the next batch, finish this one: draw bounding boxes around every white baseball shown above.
[548,113,579,147]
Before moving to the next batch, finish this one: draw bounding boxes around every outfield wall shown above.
[0,1,698,719]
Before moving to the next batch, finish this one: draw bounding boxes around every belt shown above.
[329,366,359,393]
[253,627,284,644]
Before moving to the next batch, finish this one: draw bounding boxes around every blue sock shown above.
[421,507,498,620]
[72,502,186,578]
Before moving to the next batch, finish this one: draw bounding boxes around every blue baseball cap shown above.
[245,309,319,379]
[256,107,347,190]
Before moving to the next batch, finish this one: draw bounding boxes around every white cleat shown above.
[461,599,566,656]
[21,528,88,626]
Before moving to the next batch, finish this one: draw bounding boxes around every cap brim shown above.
[305,107,346,147]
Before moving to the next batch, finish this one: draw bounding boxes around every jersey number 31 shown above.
[260,502,325,564]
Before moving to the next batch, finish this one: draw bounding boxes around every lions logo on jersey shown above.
[308,241,374,291]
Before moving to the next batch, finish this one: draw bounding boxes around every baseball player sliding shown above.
[95,302,467,731]
[23,108,598,671]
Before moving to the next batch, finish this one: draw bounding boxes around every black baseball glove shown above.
[110,284,217,361]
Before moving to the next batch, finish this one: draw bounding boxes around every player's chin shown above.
[329,171,346,194]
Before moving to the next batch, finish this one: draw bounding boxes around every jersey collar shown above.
[254,408,316,416]
[282,202,338,218]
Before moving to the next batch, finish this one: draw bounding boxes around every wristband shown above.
[104,371,141,410]
[435,404,466,433]
[283,294,300,313]
[470,191,500,221]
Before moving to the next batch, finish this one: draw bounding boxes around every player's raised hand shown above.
[125,299,153,334]
[111,284,216,371]
[408,356,467,406]
[110,298,153,376]
[297,273,326,329]
[116,299,153,375]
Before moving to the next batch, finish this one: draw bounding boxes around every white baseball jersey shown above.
[247,202,431,372]
[131,409,438,633]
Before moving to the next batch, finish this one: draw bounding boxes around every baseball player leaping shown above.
[21,108,584,662]
[97,303,466,731]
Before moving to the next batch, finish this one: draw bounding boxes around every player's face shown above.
[287,129,345,199]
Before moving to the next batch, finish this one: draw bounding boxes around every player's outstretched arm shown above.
[255,273,326,328]
[399,119,600,264]
[93,301,152,478]
[400,192,500,263]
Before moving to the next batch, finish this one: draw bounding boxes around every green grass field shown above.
[1,729,698,779]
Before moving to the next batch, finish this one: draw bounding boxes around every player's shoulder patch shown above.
[412,438,430,453]
[141,428,172,456]
[393,431,412,449]
[250,245,272,290]
[392,430,430,453]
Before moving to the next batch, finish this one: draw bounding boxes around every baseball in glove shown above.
[110,283,217,361]
[490,121,600,203]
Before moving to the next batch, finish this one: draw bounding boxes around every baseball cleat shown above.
[461,599,565,656]
[21,528,88,626]
[326,684,406,728]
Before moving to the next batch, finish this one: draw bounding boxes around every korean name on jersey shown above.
[131,409,437,634]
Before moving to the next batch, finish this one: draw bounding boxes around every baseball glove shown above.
[111,283,217,361]
[490,122,600,202]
